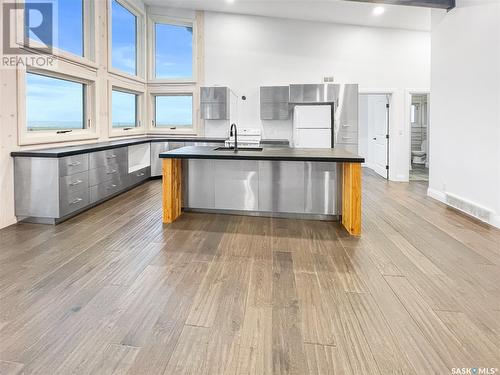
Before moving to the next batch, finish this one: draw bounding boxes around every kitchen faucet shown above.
[230,123,238,152]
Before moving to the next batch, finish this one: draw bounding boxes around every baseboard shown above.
[491,214,500,229]
[427,187,500,229]
[427,187,446,203]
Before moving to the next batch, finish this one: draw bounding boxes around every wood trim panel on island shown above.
[162,158,182,223]
[341,162,362,235]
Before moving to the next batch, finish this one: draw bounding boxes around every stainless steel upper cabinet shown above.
[260,86,290,120]
[289,84,337,103]
[200,87,230,120]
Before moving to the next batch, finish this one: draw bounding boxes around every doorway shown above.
[409,93,429,182]
[359,94,390,179]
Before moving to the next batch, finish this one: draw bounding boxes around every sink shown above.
[213,147,263,151]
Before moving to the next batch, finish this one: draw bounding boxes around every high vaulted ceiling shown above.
[143,0,434,31]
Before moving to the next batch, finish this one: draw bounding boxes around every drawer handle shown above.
[69,179,83,186]
[106,184,117,190]
[70,198,83,205]
[342,124,351,128]
[106,155,117,159]
[342,136,353,140]
[137,172,145,177]
[68,161,81,167]
[107,169,117,174]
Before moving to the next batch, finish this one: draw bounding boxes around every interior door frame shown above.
[359,89,394,180]
[405,89,431,176]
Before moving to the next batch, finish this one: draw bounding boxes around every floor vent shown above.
[445,193,492,223]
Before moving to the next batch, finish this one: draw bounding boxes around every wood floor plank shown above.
[345,292,417,375]
[86,344,140,375]
[434,310,500,364]
[0,360,24,375]
[294,271,336,346]
[162,325,211,374]
[235,306,273,375]
[125,261,209,374]
[272,251,308,375]
[303,343,343,375]
[385,275,475,369]
[346,245,449,374]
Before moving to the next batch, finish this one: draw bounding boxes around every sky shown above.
[112,90,137,127]
[111,0,136,76]
[155,23,192,79]
[156,96,192,127]
[26,0,194,130]
[26,72,84,130]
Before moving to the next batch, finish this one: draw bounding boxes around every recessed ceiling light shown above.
[226,0,235,3]
[373,6,385,16]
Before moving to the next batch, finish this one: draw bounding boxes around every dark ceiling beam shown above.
[345,0,455,10]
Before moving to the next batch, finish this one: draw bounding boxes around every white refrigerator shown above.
[292,105,332,148]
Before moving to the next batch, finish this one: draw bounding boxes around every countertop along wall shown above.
[429,0,500,229]
[202,11,431,182]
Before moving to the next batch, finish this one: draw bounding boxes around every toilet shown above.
[412,140,427,164]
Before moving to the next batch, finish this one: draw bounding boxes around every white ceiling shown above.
[143,0,432,31]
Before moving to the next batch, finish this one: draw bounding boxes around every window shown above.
[111,0,137,76]
[25,0,85,57]
[154,22,193,79]
[26,72,85,132]
[154,95,193,129]
[112,90,138,128]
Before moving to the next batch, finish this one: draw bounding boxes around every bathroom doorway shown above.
[409,93,429,182]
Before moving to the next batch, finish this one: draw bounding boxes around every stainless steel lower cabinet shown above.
[185,160,215,209]
[90,175,124,203]
[14,148,152,224]
[150,142,170,177]
[128,166,150,186]
[184,159,339,218]
[214,160,259,211]
[59,186,90,217]
[304,162,338,214]
[258,161,305,213]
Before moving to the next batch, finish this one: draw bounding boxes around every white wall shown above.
[428,0,500,228]
[203,12,431,181]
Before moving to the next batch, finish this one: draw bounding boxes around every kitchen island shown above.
[159,146,364,235]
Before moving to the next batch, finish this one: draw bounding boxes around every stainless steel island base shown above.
[161,146,363,235]
[182,159,341,220]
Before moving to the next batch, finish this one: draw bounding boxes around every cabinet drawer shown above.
[90,147,127,169]
[336,130,358,145]
[128,167,150,187]
[59,186,89,217]
[59,154,89,177]
[60,171,89,201]
[90,175,124,203]
[89,161,127,186]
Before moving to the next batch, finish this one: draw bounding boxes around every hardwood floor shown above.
[1,169,499,374]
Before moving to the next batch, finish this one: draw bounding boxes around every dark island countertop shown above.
[10,136,290,158]
[160,146,365,163]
